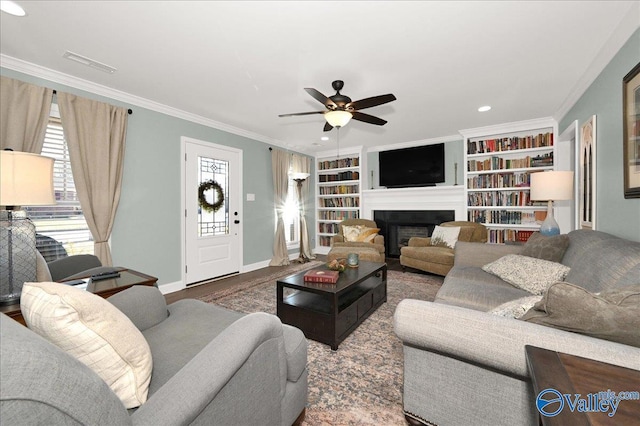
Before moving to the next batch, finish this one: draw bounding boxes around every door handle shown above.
[234,220,240,224]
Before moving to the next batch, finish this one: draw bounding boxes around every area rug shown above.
[198,267,443,425]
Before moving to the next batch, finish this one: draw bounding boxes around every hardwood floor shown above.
[164,255,404,304]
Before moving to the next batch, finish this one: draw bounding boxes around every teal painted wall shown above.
[1,68,309,284]
[558,29,640,242]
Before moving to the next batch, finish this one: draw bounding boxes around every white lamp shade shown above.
[289,172,310,181]
[530,171,574,201]
[0,151,55,206]
[324,110,352,128]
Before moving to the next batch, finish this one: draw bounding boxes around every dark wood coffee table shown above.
[277,261,387,350]
[0,268,157,326]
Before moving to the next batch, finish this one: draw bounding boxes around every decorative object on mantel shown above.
[278,80,396,132]
[623,61,640,199]
[530,170,574,236]
[197,179,225,213]
[0,150,55,305]
[290,172,311,263]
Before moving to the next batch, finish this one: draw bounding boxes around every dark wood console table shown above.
[0,268,158,326]
[277,261,387,350]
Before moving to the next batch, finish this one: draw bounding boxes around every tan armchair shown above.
[332,218,385,256]
[399,221,487,276]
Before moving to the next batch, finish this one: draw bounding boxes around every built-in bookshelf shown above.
[461,118,558,244]
[315,147,364,254]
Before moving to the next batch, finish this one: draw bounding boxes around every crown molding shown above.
[0,54,296,151]
[553,2,640,121]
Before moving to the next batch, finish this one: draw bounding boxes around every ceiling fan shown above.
[279,80,396,132]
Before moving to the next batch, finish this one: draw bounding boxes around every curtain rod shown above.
[52,89,133,115]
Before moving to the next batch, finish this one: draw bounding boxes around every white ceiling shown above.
[1,1,638,153]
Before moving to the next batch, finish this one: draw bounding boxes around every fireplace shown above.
[374,210,455,257]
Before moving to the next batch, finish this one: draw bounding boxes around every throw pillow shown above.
[521,232,570,262]
[482,254,570,295]
[489,295,543,318]
[430,225,461,249]
[356,227,380,243]
[21,282,153,408]
[520,282,640,347]
[342,225,362,242]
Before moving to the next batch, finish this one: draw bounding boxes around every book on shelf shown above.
[303,269,340,283]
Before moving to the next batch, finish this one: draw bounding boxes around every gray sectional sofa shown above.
[394,229,640,426]
[1,286,308,425]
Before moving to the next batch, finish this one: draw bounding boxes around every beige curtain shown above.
[269,149,290,266]
[0,76,53,152]
[57,93,128,266]
[292,154,315,260]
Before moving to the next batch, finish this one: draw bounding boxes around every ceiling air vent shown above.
[63,51,116,74]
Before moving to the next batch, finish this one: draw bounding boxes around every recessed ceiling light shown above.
[1,1,26,16]
[321,136,329,141]
[478,105,492,112]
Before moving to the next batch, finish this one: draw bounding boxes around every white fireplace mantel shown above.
[362,186,466,220]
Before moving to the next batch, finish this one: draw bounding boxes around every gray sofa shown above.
[1,286,308,425]
[394,229,640,426]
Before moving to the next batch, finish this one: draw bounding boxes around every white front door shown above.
[184,139,242,285]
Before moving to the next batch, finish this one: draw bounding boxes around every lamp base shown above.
[539,202,560,236]
[1,210,37,305]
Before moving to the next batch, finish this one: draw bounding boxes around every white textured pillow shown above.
[489,295,543,318]
[342,225,362,242]
[482,255,570,295]
[430,225,461,249]
[21,282,152,408]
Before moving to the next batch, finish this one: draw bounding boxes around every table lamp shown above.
[290,172,310,263]
[530,170,574,236]
[0,150,55,304]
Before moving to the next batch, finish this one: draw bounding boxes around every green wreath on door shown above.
[198,180,225,213]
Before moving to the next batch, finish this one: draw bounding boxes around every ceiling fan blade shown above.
[323,122,334,132]
[347,94,396,110]
[278,111,325,117]
[305,88,337,109]
[351,111,388,126]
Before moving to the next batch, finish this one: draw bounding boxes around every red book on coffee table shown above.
[303,269,339,284]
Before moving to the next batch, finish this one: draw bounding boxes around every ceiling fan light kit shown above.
[279,80,396,132]
[325,110,352,128]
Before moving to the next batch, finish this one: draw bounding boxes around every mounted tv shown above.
[379,143,445,188]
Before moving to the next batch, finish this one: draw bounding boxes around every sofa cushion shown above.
[430,225,460,249]
[520,282,640,347]
[521,232,569,262]
[482,254,570,295]
[488,295,543,318]
[0,314,131,425]
[20,282,152,408]
[436,267,532,311]
[401,245,454,265]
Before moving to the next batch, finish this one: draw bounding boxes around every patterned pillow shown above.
[489,295,543,318]
[430,225,461,249]
[482,254,571,295]
[521,232,570,262]
[21,282,153,408]
[342,225,380,243]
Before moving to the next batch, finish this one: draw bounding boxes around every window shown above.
[25,105,93,261]
[283,173,300,246]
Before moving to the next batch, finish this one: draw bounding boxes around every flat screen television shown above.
[379,143,445,188]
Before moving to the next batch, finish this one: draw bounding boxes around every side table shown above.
[525,345,640,425]
[0,268,158,326]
